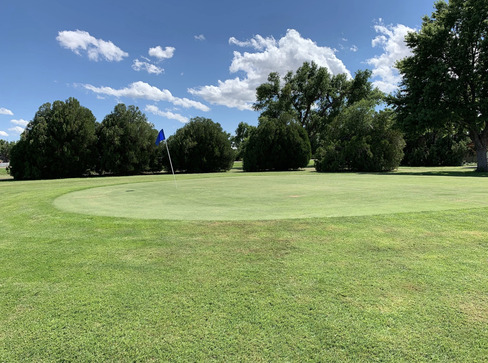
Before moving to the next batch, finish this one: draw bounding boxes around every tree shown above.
[9,98,97,180]
[242,113,311,172]
[254,62,382,153]
[0,140,15,162]
[400,127,470,166]
[230,122,256,160]
[163,117,234,173]
[96,104,161,175]
[394,0,488,171]
[315,101,405,172]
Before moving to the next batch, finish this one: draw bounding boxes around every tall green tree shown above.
[242,113,311,172]
[97,104,161,175]
[9,98,97,180]
[254,62,382,153]
[315,101,405,172]
[163,117,234,173]
[394,0,488,171]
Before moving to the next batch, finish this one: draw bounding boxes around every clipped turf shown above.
[1,166,488,361]
[54,168,488,220]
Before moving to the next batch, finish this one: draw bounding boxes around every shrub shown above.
[242,113,311,172]
[96,104,162,175]
[315,102,405,172]
[163,117,234,173]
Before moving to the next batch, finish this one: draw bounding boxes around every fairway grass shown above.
[1,167,488,361]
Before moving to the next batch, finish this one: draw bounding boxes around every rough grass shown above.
[1,167,488,361]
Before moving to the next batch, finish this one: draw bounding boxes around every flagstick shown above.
[165,140,177,188]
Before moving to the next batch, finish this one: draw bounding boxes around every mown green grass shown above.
[1,167,488,361]
[55,168,488,220]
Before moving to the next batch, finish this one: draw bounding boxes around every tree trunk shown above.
[476,146,488,172]
[471,130,488,172]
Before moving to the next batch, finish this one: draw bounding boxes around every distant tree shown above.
[0,140,15,162]
[163,117,234,173]
[254,62,382,153]
[96,104,162,175]
[315,101,405,172]
[393,0,488,171]
[9,98,97,180]
[242,113,311,172]
[230,122,256,160]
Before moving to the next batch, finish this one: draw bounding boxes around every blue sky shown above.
[0,0,435,141]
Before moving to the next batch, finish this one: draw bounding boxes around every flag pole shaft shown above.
[165,140,177,188]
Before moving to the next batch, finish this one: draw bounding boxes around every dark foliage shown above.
[242,113,311,172]
[96,104,162,175]
[315,102,405,172]
[162,117,234,173]
[9,98,97,180]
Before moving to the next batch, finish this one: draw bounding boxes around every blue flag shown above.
[155,129,166,146]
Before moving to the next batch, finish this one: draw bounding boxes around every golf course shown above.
[1,165,488,361]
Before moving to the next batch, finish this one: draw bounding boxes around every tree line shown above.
[7,0,486,179]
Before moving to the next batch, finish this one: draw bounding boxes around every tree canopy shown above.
[230,122,256,160]
[163,117,234,173]
[254,62,382,153]
[0,140,15,163]
[315,100,405,172]
[9,98,97,180]
[394,0,488,171]
[242,113,311,172]
[97,104,161,175]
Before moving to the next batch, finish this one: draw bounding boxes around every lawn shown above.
[1,166,488,361]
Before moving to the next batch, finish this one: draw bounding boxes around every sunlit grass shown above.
[1,167,488,361]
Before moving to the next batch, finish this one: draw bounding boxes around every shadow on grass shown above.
[384,165,488,178]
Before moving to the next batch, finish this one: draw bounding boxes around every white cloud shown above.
[56,30,128,62]
[366,22,416,93]
[0,131,8,137]
[145,105,189,124]
[0,108,13,115]
[83,81,210,112]
[194,34,206,41]
[8,126,24,134]
[350,45,358,52]
[11,119,29,127]
[189,29,351,110]
[148,46,175,60]
[132,59,164,74]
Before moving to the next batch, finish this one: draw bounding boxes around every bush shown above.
[401,132,470,166]
[163,117,234,173]
[315,102,405,172]
[242,113,311,172]
[96,104,162,175]
[9,98,97,180]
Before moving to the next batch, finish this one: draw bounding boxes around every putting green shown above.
[53,173,488,220]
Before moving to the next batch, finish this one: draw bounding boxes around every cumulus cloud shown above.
[145,105,189,124]
[11,119,29,127]
[189,29,351,110]
[0,131,8,137]
[366,22,416,93]
[132,59,164,75]
[194,34,206,41]
[57,30,129,62]
[148,46,175,60]
[0,107,13,115]
[83,81,210,112]
[9,126,24,134]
